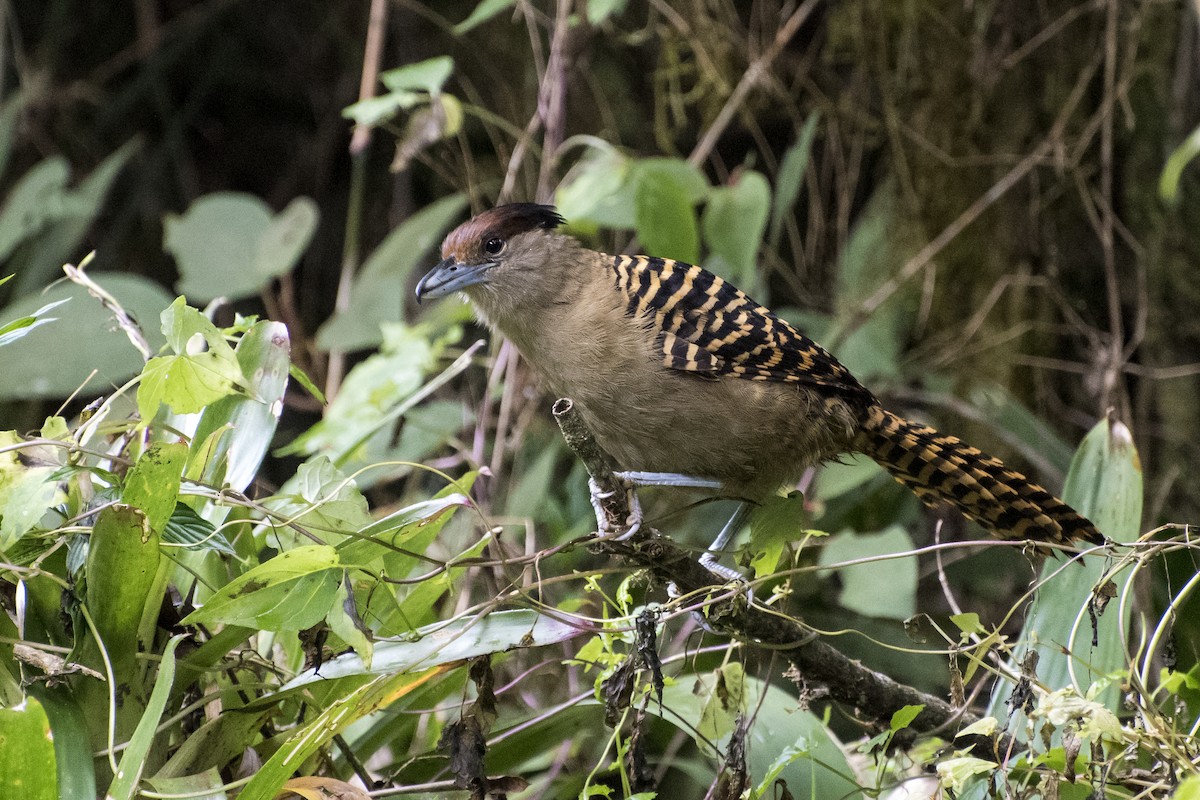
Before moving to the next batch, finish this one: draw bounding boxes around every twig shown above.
[63,257,152,361]
[551,397,1010,750]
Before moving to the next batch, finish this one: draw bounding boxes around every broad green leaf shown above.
[748,492,807,576]
[0,157,70,263]
[296,324,442,460]
[137,351,243,419]
[262,457,372,548]
[0,696,57,800]
[162,503,234,555]
[634,167,700,264]
[586,0,628,23]
[282,609,586,689]
[318,194,468,351]
[83,505,160,676]
[817,524,916,620]
[337,493,472,567]
[143,771,227,800]
[829,181,913,380]
[655,670,857,799]
[0,274,172,400]
[0,432,62,547]
[29,689,95,800]
[166,193,318,302]
[769,113,820,247]
[815,453,885,500]
[380,56,454,94]
[454,0,517,33]
[555,147,635,228]
[987,417,1142,719]
[968,385,1075,476]
[122,441,187,531]
[698,662,745,741]
[107,636,184,800]
[181,545,341,630]
[702,170,770,291]
[1175,775,1200,800]
[188,320,290,492]
[890,704,924,731]
[136,299,245,419]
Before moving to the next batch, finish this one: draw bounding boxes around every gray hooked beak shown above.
[415,257,496,303]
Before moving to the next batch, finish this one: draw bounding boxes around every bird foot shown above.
[589,476,643,540]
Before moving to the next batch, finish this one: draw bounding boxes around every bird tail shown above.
[854,405,1104,547]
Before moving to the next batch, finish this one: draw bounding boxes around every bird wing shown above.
[610,255,871,397]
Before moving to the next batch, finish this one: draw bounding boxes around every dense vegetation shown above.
[0,1,1197,798]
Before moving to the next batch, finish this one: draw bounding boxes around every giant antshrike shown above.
[416,204,1103,575]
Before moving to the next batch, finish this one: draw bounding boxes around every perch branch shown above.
[552,397,1012,754]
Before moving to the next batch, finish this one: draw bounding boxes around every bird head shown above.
[415,204,568,306]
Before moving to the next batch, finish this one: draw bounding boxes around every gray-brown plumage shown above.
[416,203,1103,548]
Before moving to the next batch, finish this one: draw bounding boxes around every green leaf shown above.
[180,545,341,630]
[83,504,161,675]
[654,670,858,798]
[0,433,62,547]
[188,320,290,492]
[166,193,318,302]
[380,56,454,94]
[0,696,57,800]
[162,503,235,555]
[889,704,924,731]
[1175,775,1200,800]
[0,298,68,347]
[327,576,373,669]
[337,493,472,567]
[297,324,441,459]
[698,662,745,741]
[29,689,95,800]
[586,0,628,24]
[453,0,517,33]
[122,442,187,531]
[107,636,184,800]
[283,609,586,689]
[817,524,916,620]
[987,416,1142,721]
[634,169,700,264]
[137,351,242,418]
[262,457,372,548]
[748,493,807,576]
[0,156,70,264]
[701,170,770,291]
[318,193,468,351]
[136,299,245,419]
[0,274,172,400]
[555,146,635,228]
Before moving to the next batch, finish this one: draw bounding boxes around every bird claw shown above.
[589,476,643,540]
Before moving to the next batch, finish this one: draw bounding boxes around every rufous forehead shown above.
[441,203,564,261]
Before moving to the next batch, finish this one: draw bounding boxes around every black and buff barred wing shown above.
[610,254,872,398]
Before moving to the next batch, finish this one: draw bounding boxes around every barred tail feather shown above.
[856,406,1104,547]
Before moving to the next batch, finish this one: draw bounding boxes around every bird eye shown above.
[483,237,505,256]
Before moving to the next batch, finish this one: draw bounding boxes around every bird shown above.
[414,203,1104,575]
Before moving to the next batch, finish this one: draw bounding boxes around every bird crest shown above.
[441,203,565,263]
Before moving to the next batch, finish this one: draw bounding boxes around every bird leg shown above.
[612,470,724,490]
